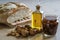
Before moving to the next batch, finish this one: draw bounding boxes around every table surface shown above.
[0,0,60,40]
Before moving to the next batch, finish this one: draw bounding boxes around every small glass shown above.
[43,14,59,38]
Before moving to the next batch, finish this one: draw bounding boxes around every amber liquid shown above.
[32,12,42,30]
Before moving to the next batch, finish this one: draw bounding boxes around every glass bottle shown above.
[32,5,42,30]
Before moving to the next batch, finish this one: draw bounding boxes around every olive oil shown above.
[32,5,42,30]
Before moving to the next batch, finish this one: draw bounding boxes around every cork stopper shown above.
[36,5,40,10]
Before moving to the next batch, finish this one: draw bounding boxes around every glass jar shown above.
[43,14,59,38]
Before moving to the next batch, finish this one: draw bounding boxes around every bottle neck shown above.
[35,9,40,13]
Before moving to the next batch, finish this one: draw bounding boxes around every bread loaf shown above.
[0,2,32,27]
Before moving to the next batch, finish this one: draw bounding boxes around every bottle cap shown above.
[36,5,40,10]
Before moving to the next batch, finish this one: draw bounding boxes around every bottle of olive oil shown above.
[32,5,42,30]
